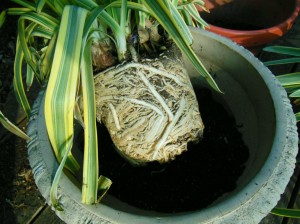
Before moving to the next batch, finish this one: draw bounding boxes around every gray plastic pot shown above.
[27,28,298,224]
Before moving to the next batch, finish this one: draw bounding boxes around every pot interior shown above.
[200,0,296,30]
[71,29,277,218]
[185,28,275,197]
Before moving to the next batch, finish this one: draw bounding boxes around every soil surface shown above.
[98,88,249,213]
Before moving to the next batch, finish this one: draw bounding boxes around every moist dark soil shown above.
[97,87,249,213]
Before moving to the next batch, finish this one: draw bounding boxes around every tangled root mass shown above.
[94,51,204,164]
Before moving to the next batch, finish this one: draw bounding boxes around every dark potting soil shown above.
[97,88,249,213]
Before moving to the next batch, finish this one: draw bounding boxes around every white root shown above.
[151,95,186,160]
[108,103,121,130]
[94,52,204,164]
[137,71,174,121]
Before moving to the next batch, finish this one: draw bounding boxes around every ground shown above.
[0,3,56,223]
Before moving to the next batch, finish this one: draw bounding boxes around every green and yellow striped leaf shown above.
[40,32,57,80]
[12,0,36,11]
[7,8,33,16]
[81,39,101,204]
[13,39,31,118]
[143,0,221,92]
[271,207,300,218]
[50,134,74,211]
[44,5,88,173]
[36,0,48,13]
[0,111,30,140]
[184,3,208,27]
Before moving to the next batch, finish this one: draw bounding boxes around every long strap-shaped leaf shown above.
[0,111,29,140]
[295,112,300,122]
[36,0,47,13]
[17,12,58,76]
[81,38,98,204]
[50,134,74,211]
[143,0,221,92]
[45,5,88,172]
[12,0,36,10]
[271,207,300,218]
[13,38,31,118]
[81,38,112,204]
[0,11,6,28]
[263,46,300,57]
[264,57,300,66]
[277,72,300,87]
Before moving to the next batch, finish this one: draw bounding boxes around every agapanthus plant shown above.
[0,0,220,210]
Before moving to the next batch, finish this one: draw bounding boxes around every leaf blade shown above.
[0,111,30,140]
[44,5,88,173]
[143,0,221,92]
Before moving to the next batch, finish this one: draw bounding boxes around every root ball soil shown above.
[97,87,249,213]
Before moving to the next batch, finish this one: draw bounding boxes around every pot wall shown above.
[27,28,298,223]
[198,0,300,54]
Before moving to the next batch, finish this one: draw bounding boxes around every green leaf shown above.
[183,3,208,27]
[81,38,100,204]
[17,12,58,77]
[172,0,179,6]
[13,39,31,118]
[26,63,34,91]
[84,4,126,61]
[277,72,300,88]
[12,0,36,11]
[295,112,300,122]
[263,46,300,57]
[45,0,58,14]
[143,0,221,92]
[30,26,53,39]
[0,111,30,140]
[18,11,58,32]
[36,0,47,13]
[0,11,6,28]
[97,175,112,203]
[53,0,70,15]
[180,8,193,26]
[271,207,300,218]
[116,0,127,60]
[71,0,98,10]
[163,0,194,45]
[264,58,300,66]
[50,134,74,211]
[7,8,33,16]
[44,5,88,173]
[290,88,300,98]
[40,32,57,80]
[109,1,149,14]
[17,20,37,75]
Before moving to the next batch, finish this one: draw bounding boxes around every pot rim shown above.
[27,28,299,224]
[200,0,300,48]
